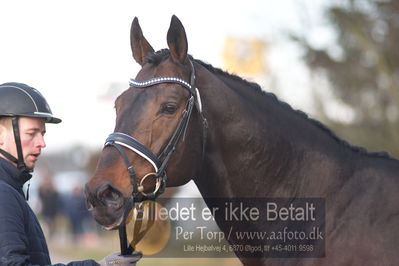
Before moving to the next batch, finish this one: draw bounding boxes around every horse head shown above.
[85,16,205,229]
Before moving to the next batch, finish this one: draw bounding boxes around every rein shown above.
[104,60,207,254]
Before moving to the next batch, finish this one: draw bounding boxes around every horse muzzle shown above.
[84,183,130,230]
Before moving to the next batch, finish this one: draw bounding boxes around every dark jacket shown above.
[0,158,98,266]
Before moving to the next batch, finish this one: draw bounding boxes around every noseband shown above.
[105,60,203,202]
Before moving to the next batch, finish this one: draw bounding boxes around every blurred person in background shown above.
[63,184,95,243]
[38,170,60,239]
[0,82,141,265]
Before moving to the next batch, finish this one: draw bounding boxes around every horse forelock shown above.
[144,49,170,65]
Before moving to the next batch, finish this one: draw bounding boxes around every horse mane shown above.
[146,49,395,161]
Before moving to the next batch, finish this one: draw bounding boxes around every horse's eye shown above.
[160,102,178,114]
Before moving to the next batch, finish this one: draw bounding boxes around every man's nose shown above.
[37,135,46,148]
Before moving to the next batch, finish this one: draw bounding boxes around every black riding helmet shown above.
[0,82,61,171]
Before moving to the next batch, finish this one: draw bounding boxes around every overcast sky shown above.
[0,0,331,152]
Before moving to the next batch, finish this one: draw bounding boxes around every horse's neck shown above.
[194,70,353,199]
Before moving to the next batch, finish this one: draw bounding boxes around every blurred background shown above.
[1,0,398,265]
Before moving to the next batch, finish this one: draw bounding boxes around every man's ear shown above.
[0,119,11,146]
[0,125,5,145]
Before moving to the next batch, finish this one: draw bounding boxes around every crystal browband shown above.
[130,77,192,91]
[129,76,202,113]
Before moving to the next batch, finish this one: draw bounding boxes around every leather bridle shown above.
[105,60,204,201]
[104,60,207,254]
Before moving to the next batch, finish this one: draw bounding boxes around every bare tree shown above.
[293,0,399,157]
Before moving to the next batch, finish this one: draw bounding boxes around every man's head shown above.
[0,117,46,170]
[0,82,61,171]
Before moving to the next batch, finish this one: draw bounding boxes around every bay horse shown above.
[85,15,399,265]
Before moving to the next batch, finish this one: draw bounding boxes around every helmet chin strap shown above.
[0,117,29,172]
[0,148,18,164]
[12,117,28,172]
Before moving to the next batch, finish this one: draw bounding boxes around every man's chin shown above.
[24,162,36,171]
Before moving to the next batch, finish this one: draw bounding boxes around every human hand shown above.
[98,251,142,265]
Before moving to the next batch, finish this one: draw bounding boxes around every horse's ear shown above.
[167,15,188,64]
[130,17,154,66]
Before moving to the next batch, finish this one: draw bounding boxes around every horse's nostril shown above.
[101,188,119,201]
[97,184,124,209]
[86,200,94,211]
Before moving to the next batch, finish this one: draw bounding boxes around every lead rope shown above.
[119,197,135,255]
[119,223,134,255]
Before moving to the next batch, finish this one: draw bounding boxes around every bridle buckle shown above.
[138,172,163,198]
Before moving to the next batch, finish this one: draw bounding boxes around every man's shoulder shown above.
[0,183,27,227]
[0,178,14,192]
[0,179,17,193]
[0,179,26,207]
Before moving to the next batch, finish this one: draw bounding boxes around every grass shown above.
[47,223,242,266]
